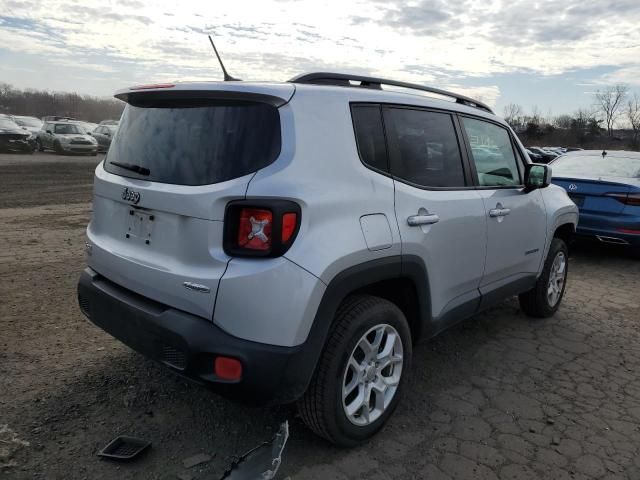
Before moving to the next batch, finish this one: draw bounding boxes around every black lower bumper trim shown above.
[77,268,312,405]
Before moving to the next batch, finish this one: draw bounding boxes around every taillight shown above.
[224,200,301,257]
[605,192,640,206]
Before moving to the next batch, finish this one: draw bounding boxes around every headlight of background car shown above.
[88,136,97,144]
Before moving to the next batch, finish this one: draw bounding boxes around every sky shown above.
[1,0,639,117]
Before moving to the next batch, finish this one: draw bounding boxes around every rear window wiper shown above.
[109,161,151,176]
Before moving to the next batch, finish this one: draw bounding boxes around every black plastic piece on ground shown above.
[98,436,151,461]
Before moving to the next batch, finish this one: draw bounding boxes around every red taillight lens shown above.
[605,192,640,206]
[617,228,640,235]
[282,213,297,243]
[224,201,300,257]
[214,356,243,381]
[237,208,272,251]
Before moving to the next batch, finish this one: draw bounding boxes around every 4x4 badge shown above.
[183,282,210,293]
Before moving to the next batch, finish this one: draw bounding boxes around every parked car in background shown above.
[525,148,544,162]
[91,124,118,152]
[565,147,583,153]
[544,147,566,155]
[42,115,77,122]
[36,121,98,155]
[12,115,43,134]
[72,121,99,134]
[551,150,640,256]
[0,117,34,153]
[528,147,558,163]
[9,115,41,150]
[99,119,119,126]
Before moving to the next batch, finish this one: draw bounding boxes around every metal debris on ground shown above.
[97,435,151,461]
[0,424,30,469]
[220,421,289,480]
[182,452,212,469]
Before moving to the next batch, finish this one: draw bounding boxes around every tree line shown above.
[2,81,639,151]
[0,83,125,123]
[503,85,640,151]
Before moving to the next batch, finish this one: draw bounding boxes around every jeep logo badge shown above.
[122,187,141,204]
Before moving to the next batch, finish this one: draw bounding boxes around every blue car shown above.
[551,150,640,255]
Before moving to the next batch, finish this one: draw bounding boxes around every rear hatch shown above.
[87,83,293,319]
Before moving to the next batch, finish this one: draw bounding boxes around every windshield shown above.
[552,155,640,179]
[104,99,281,186]
[15,117,42,128]
[54,124,82,134]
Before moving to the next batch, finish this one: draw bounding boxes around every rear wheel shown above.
[519,238,568,318]
[298,295,412,446]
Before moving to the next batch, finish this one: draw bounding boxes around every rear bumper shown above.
[77,268,313,405]
[61,143,97,153]
[576,213,640,247]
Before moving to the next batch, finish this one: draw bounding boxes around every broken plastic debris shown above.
[220,421,289,480]
[183,452,212,469]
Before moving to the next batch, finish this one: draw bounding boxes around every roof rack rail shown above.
[289,72,493,114]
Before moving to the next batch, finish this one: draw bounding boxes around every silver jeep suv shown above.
[77,73,578,446]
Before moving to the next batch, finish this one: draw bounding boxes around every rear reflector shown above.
[237,208,272,251]
[282,213,298,242]
[617,228,640,235]
[215,356,243,381]
[130,83,175,90]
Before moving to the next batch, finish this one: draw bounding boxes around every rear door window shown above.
[461,117,521,187]
[104,99,281,186]
[383,107,466,188]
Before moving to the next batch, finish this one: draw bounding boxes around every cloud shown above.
[0,0,637,113]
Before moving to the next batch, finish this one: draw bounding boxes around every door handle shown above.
[407,214,440,226]
[489,208,511,217]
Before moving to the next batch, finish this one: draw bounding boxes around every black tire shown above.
[298,295,412,447]
[519,238,569,318]
[36,139,44,152]
[53,141,64,155]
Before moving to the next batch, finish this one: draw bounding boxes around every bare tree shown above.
[627,93,640,144]
[502,103,522,126]
[554,114,573,129]
[594,85,628,137]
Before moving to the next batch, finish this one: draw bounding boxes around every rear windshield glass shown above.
[104,100,281,186]
[552,155,640,179]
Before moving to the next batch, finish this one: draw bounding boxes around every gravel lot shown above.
[1,152,640,480]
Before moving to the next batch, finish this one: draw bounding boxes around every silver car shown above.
[78,73,578,446]
[37,121,98,155]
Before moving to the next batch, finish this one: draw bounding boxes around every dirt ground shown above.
[1,152,640,480]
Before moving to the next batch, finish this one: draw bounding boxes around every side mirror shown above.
[525,163,551,191]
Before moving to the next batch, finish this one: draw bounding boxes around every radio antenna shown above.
[208,35,240,81]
